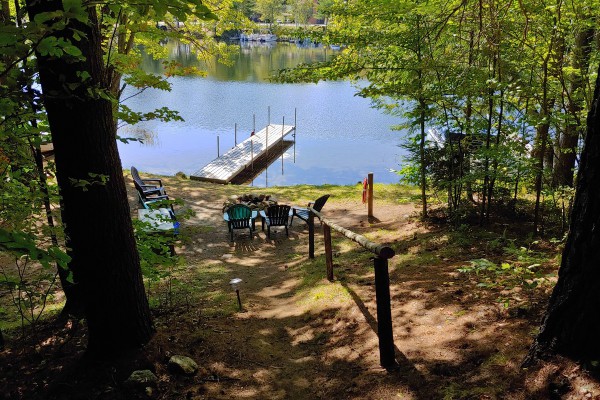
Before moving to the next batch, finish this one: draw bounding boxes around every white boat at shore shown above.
[241,33,278,42]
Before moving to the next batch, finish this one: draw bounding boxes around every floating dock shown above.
[190,124,295,184]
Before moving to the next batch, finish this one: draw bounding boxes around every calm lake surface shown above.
[118,41,406,186]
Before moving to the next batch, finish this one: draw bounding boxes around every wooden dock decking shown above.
[190,124,295,184]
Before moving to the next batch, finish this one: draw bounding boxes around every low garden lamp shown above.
[229,278,243,311]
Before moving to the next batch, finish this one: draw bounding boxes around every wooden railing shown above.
[308,208,397,369]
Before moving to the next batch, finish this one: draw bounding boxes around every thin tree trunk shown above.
[524,64,600,364]
[533,56,552,234]
[26,0,153,356]
[480,55,496,225]
[416,15,427,219]
[419,98,427,219]
[30,140,83,318]
[465,30,475,204]
[486,89,504,220]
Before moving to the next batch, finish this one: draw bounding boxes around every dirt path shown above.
[135,178,596,400]
[2,177,599,399]
[158,180,423,399]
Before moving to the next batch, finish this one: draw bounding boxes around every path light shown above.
[229,278,243,311]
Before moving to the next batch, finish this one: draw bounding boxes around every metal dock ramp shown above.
[190,124,295,184]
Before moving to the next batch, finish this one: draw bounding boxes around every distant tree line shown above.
[237,0,332,26]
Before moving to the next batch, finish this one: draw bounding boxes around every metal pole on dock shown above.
[281,116,285,174]
[266,124,269,158]
[217,135,220,157]
[234,123,237,146]
[268,106,270,125]
[294,108,297,163]
[253,114,256,133]
[251,139,254,170]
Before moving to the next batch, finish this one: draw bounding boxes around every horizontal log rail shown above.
[309,208,395,259]
[307,206,397,369]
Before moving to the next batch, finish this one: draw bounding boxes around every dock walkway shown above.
[190,124,295,184]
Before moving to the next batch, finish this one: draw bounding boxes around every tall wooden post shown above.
[324,224,333,281]
[368,172,374,219]
[374,256,396,368]
[308,211,315,259]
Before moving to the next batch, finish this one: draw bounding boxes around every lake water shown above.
[118,41,406,186]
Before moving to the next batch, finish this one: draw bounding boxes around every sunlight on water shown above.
[118,41,407,186]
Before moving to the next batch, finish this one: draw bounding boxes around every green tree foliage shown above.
[291,0,314,25]
[255,0,284,24]
[0,0,239,353]
[279,0,600,228]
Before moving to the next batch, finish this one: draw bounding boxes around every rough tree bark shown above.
[525,64,600,364]
[552,28,594,188]
[26,0,153,355]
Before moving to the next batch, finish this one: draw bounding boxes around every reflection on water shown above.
[140,40,333,82]
[119,41,406,187]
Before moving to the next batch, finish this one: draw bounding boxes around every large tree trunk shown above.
[525,64,600,364]
[26,0,153,356]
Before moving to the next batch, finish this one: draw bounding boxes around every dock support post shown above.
[368,172,374,220]
[294,108,297,163]
[253,114,256,133]
[308,211,315,259]
[374,256,396,368]
[217,135,220,157]
[251,140,254,170]
[281,116,285,174]
[268,106,270,125]
[234,123,237,146]
[324,224,333,281]
[266,125,269,157]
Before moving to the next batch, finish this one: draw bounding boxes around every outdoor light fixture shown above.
[229,278,243,311]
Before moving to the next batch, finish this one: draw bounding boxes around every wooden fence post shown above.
[323,224,333,281]
[374,256,396,368]
[308,211,315,259]
[368,172,374,219]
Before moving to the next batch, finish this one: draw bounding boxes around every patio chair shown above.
[260,205,291,239]
[132,166,165,198]
[131,165,169,206]
[131,166,163,190]
[290,194,330,226]
[225,204,257,241]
